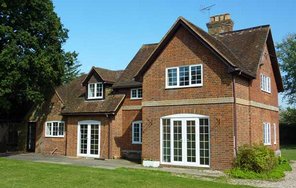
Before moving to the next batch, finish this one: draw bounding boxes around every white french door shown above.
[161,114,210,167]
[77,120,100,157]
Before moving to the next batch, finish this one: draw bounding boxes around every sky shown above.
[52,0,296,107]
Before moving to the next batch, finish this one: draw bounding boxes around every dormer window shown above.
[88,83,103,99]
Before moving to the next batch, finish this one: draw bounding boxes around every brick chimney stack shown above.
[206,13,234,35]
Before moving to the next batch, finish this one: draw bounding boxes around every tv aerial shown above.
[200,4,216,17]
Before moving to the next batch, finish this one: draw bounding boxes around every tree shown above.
[276,33,296,105]
[280,107,296,125]
[0,0,79,117]
[62,51,82,84]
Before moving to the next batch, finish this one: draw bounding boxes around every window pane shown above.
[96,83,103,97]
[131,89,137,98]
[59,123,64,136]
[179,66,189,86]
[46,123,52,136]
[89,84,95,97]
[200,118,209,165]
[191,65,202,85]
[138,88,142,98]
[162,119,171,162]
[167,68,177,86]
[53,122,58,136]
[133,122,142,143]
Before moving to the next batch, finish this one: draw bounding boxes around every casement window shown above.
[166,64,203,88]
[132,121,142,144]
[130,88,142,99]
[45,121,65,137]
[263,122,271,145]
[274,123,276,144]
[260,74,271,93]
[88,83,103,99]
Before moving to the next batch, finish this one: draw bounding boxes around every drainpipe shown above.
[106,113,111,159]
[232,74,238,156]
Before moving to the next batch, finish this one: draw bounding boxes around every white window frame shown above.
[160,114,210,168]
[263,122,271,145]
[274,123,276,145]
[165,64,203,89]
[260,74,271,93]
[130,88,142,100]
[88,82,103,99]
[45,121,65,137]
[132,121,142,144]
[77,120,101,158]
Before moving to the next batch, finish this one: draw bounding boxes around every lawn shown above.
[281,145,296,161]
[0,158,252,188]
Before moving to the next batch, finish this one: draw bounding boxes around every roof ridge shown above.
[142,43,158,46]
[219,25,270,35]
[94,66,123,72]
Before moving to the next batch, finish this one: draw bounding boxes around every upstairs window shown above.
[45,121,65,137]
[130,88,142,99]
[263,122,271,145]
[132,121,142,144]
[260,74,271,93]
[166,64,202,88]
[88,83,103,99]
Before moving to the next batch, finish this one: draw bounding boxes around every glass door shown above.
[78,121,100,157]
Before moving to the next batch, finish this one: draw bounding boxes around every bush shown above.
[234,144,278,173]
[228,157,292,180]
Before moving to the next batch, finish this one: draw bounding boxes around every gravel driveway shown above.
[229,161,296,188]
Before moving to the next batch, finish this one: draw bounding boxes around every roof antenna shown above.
[200,4,216,17]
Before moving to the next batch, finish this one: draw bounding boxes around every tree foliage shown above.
[280,107,296,125]
[0,0,80,116]
[277,33,296,105]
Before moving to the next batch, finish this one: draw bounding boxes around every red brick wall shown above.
[143,27,233,102]
[116,88,142,106]
[121,110,142,151]
[142,105,234,170]
[250,45,278,106]
[35,93,66,155]
[142,27,235,170]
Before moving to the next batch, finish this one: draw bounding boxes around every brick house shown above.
[26,14,282,170]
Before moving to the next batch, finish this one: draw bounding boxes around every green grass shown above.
[281,145,296,161]
[0,158,251,188]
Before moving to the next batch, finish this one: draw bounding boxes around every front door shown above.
[27,122,36,152]
[77,121,100,157]
[161,115,210,167]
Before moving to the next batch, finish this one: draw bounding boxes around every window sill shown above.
[264,143,271,146]
[165,85,203,89]
[261,90,271,94]
[132,142,142,145]
[45,135,65,138]
[130,98,142,100]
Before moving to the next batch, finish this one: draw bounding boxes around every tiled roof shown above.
[56,74,125,114]
[93,67,123,83]
[112,44,158,88]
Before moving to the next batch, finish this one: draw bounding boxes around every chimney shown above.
[206,13,234,35]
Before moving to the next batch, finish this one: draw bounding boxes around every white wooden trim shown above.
[274,123,276,145]
[130,88,142,100]
[87,83,103,99]
[45,121,65,138]
[132,121,142,144]
[165,64,203,89]
[160,114,210,167]
[77,120,101,158]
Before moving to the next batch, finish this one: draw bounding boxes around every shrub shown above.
[234,144,278,173]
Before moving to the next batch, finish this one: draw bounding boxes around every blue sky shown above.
[52,0,296,107]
